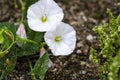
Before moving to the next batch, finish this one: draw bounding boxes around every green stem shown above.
[19,0,25,23]
[28,59,37,80]
[28,59,32,70]
[14,0,18,8]
[0,69,5,80]
[16,36,37,44]
[40,42,46,49]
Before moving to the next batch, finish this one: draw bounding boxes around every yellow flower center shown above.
[41,15,47,23]
[54,36,61,43]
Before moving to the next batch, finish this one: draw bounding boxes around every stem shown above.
[28,59,32,70]
[19,0,25,23]
[0,72,4,80]
[28,59,37,80]
[14,0,18,8]
[16,36,37,44]
[40,42,46,49]
[0,69,5,80]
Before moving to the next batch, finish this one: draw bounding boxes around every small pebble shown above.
[82,70,86,74]
[82,16,87,22]
[77,42,83,48]
[76,49,82,54]
[86,34,93,41]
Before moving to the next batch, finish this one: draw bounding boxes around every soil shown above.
[0,0,120,80]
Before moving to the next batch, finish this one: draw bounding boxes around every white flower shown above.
[44,22,76,56]
[27,0,64,32]
[16,24,27,46]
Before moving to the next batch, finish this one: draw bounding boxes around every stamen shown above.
[54,36,61,42]
[41,15,47,23]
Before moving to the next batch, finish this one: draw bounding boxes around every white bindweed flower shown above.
[16,24,27,47]
[27,0,64,32]
[44,22,76,56]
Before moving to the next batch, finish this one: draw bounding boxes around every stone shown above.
[86,34,93,41]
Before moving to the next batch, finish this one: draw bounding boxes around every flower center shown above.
[41,15,47,23]
[54,36,61,43]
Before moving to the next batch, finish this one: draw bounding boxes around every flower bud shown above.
[16,23,27,47]
[6,58,11,66]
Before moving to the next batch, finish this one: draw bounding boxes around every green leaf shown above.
[108,50,120,80]
[16,42,39,57]
[31,52,49,80]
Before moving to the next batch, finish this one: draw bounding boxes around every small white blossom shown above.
[27,0,64,32]
[44,22,76,56]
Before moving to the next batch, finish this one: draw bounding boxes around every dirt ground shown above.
[0,0,120,80]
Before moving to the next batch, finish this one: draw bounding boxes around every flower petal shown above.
[28,18,53,32]
[44,22,76,56]
[16,24,27,47]
[16,24,27,39]
[52,42,73,56]
[27,0,64,32]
